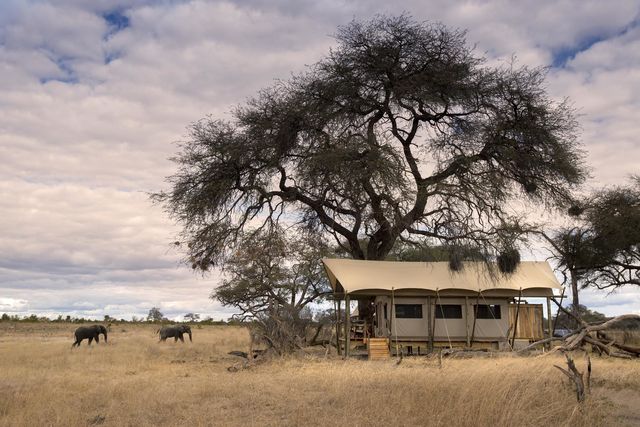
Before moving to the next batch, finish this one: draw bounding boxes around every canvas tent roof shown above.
[322,259,562,297]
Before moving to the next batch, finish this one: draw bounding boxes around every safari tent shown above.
[322,259,562,356]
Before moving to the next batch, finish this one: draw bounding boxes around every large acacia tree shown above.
[155,15,585,271]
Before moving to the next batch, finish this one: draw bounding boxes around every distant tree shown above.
[24,314,39,322]
[542,177,640,320]
[212,227,331,353]
[147,307,164,322]
[579,178,640,289]
[184,313,200,322]
[1,313,9,322]
[154,14,584,274]
[131,315,141,323]
[554,304,607,330]
[104,315,114,322]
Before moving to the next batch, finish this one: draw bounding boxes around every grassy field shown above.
[0,323,639,426]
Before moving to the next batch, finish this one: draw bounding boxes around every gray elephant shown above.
[157,325,192,343]
[72,325,108,347]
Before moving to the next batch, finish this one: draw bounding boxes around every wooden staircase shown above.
[368,338,390,360]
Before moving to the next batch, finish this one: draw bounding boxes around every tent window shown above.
[395,304,423,319]
[474,304,501,319]
[435,304,462,319]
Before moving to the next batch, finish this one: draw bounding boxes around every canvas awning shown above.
[322,259,562,297]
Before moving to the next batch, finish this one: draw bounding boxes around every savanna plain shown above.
[1,323,639,427]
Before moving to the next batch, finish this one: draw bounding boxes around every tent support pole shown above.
[427,296,432,352]
[465,296,470,347]
[335,298,341,356]
[551,287,566,340]
[430,297,436,352]
[391,287,397,358]
[546,296,553,349]
[470,292,480,348]
[344,294,350,359]
[510,288,523,349]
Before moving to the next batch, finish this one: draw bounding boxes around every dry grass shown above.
[1,323,639,427]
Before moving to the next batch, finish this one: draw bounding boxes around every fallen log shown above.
[516,337,557,353]
[597,331,640,356]
[611,342,640,356]
[517,313,640,358]
[583,336,611,356]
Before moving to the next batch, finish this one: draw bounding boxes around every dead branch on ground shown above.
[518,301,640,358]
[554,353,590,402]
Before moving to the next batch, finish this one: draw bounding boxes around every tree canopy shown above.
[184,313,200,322]
[547,177,640,295]
[213,228,330,316]
[147,307,164,322]
[581,177,640,289]
[155,14,585,270]
[540,176,640,321]
[212,227,331,352]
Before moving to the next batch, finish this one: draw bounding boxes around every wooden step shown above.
[368,338,390,360]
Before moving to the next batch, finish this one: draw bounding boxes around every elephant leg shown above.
[178,334,184,343]
[95,335,100,343]
[174,336,178,342]
[88,337,94,345]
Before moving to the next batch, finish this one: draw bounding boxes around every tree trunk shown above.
[570,269,581,328]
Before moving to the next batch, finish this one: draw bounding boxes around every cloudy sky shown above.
[1,0,639,321]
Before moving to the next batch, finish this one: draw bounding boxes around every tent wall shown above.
[391,297,430,339]
[432,297,468,340]
[375,296,511,342]
[468,298,510,341]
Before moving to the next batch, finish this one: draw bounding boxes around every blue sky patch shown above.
[39,76,79,84]
[104,50,122,65]
[39,52,79,84]
[103,10,130,35]
[551,34,608,68]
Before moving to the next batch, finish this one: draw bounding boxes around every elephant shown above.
[72,325,108,347]
[157,325,192,343]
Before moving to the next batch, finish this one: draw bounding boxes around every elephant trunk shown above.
[188,330,192,342]
[103,329,108,343]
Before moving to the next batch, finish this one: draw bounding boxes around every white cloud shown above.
[1,0,639,319]
[0,298,28,311]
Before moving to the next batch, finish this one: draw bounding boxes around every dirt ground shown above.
[0,322,639,427]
